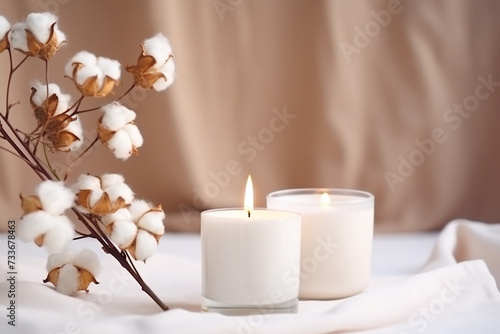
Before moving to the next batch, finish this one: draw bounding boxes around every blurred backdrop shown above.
[1,0,500,232]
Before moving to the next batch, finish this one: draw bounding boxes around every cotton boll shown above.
[63,116,84,151]
[112,103,137,124]
[31,82,72,116]
[65,50,97,77]
[74,174,101,192]
[102,208,132,226]
[122,124,143,148]
[42,215,75,253]
[106,183,134,204]
[18,211,54,243]
[133,230,159,261]
[55,264,80,295]
[101,104,130,131]
[87,188,105,209]
[46,252,73,272]
[97,57,121,80]
[52,92,72,116]
[36,181,75,216]
[143,33,172,67]
[25,12,58,44]
[72,249,100,277]
[153,58,175,92]
[107,130,133,160]
[110,220,137,248]
[137,210,165,235]
[31,81,56,107]
[129,200,152,221]
[75,64,102,86]
[100,173,125,189]
[0,15,10,38]
[9,22,29,52]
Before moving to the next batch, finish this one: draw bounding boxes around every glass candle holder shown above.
[267,188,374,300]
[201,208,301,315]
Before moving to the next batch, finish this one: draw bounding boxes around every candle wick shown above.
[247,210,251,218]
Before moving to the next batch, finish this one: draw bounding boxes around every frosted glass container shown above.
[201,208,301,314]
[267,188,374,299]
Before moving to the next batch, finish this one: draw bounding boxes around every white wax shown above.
[201,209,301,307]
[267,189,374,299]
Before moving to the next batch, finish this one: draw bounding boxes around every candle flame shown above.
[244,175,253,217]
[320,192,331,204]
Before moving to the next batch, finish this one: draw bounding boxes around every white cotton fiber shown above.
[129,200,151,221]
[18,211,54,242]
[65,50,96,76]
[0,15,10,38]
[137,210,165,235]
[106,130,133,160]
[102,208,132,226]
[97,57,121,80]
[133,230,158,261]
[110,220,137,248]
[63,116,83,151]
[100,173,125,188]
[75,64,102,86]
[72,249,100,276]
[31,82,72,116]
[42,215,75,253]
[153,58,176,92]
[26,12,58,44]
[74,174,101,192]
[55,264,80,295]
[143,33,172,67]
[36,181,75,216]
[105,183,134,204]
[9,22,28,52]
[46,251,73,272]
[86,188,104,209]
[122,124,143,148]
[101,103,129,131]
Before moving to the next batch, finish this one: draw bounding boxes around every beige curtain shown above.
[1,0,500,232]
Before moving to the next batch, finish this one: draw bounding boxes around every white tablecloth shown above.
[1,219,499,333]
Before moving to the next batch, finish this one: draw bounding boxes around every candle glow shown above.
[320,192,331,204]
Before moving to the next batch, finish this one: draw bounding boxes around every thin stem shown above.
[5,50,29,119]
[74,83,136,115]
[0,146,42,171]
[43,144,60,180]
[116,83,136,102]
[68,95,84,116]
[63,136,99,181]
[71,210,168,311]
[124,250,141,276]
[0,117,47,181]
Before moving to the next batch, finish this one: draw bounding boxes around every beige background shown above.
[1,0,500,233]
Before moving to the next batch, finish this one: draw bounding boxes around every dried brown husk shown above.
[97,118,140,156]
[125,44,166,89]
[67,61,121,97]
[0,32,9,53]
[20,194,42,214]
[76,188,128,216]
[15,23,64,60]
[44,265,99,293]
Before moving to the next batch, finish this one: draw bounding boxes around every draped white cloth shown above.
[1,220,499,333]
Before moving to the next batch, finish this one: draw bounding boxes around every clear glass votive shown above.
[267,188,374,300]
[201,208,301,315]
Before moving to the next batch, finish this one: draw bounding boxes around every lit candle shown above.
[201,176,301,314]
[267,188,374,299]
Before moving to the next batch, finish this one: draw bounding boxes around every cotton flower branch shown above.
[0,11,176,311]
